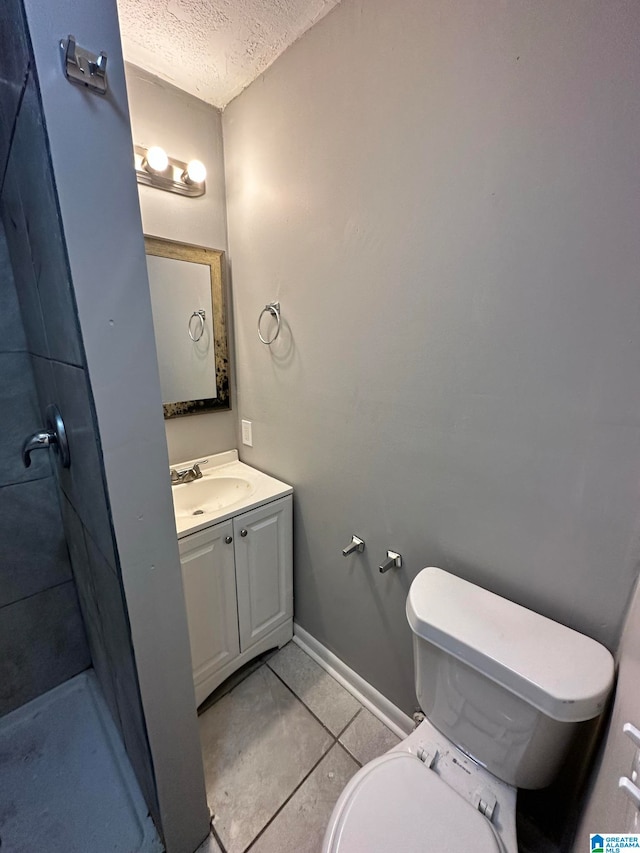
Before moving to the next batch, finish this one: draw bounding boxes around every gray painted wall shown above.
[125,64,236,465]
[223,0,640,714]
[21,1,210,850]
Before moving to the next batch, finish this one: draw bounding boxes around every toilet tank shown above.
[406,568,614,789]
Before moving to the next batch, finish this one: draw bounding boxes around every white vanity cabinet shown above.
[178,520,239,697]
[234,497,293,651]
[179,495,293,706]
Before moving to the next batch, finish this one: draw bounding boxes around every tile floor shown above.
[198,640,400,853]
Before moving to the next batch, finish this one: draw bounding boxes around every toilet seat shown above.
[324,751,506,853]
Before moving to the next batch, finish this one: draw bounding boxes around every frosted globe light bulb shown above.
[185,159,207,184]
[145,146,168,173]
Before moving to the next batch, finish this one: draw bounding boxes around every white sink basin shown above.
[170,450,293,538]
[172,475,256,519]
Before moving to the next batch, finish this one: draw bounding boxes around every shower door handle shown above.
[22,404,71,469]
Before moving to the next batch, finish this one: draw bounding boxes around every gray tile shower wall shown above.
[0,224,89,714]
[0,8,160,829]
[7,74,82,366]
[0,476,72,609]
[1,37,90,709]
[0,0,29,177]
[0,582,89,713]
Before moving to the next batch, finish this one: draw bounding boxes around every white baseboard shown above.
[293,624,413,739]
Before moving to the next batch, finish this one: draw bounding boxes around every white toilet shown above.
[323,567,615,853]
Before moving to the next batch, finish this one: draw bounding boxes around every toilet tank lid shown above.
[406,567,614,723]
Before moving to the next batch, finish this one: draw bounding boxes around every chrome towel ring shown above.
[258,301,281,345]
[189,309,206,342]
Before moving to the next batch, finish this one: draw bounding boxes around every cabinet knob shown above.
[225,536,233,544]
[240,528,248,537]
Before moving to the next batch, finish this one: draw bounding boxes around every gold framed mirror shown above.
[144,236,230,418]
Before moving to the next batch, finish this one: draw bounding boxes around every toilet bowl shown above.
[323,567,614,853]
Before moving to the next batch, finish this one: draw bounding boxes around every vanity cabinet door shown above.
[178,520,240,693]
[234,496,293,652]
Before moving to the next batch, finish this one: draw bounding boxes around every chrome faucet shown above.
[22,404,71,469]
[170,462,205,486]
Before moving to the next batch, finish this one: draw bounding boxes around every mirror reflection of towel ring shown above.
[258,301,281,345]
[189,310,206,342]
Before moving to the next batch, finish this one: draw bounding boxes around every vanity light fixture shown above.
[182,159,207,185]
[142,145,169,174]
[134,145,207,197]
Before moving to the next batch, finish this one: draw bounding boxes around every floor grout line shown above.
[210,822,226,853]
[242,742,336,853]
[334,707,362,742]
[336,739,363,768]
[205,644,372,853]
[241,663,366,850]
[204,658,341,853]
[265,661,361,744]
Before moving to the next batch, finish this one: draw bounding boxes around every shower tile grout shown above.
[1,575,78,608]
[0,471,53,489]
[0,61,29,196]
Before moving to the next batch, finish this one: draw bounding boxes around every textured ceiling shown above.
[117,0,340,108]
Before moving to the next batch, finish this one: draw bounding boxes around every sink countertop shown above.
[172,450,293,538]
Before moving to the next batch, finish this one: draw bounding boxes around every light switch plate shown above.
[241,419,253,447]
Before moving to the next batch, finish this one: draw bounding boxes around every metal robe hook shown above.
[60,34,108,95]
